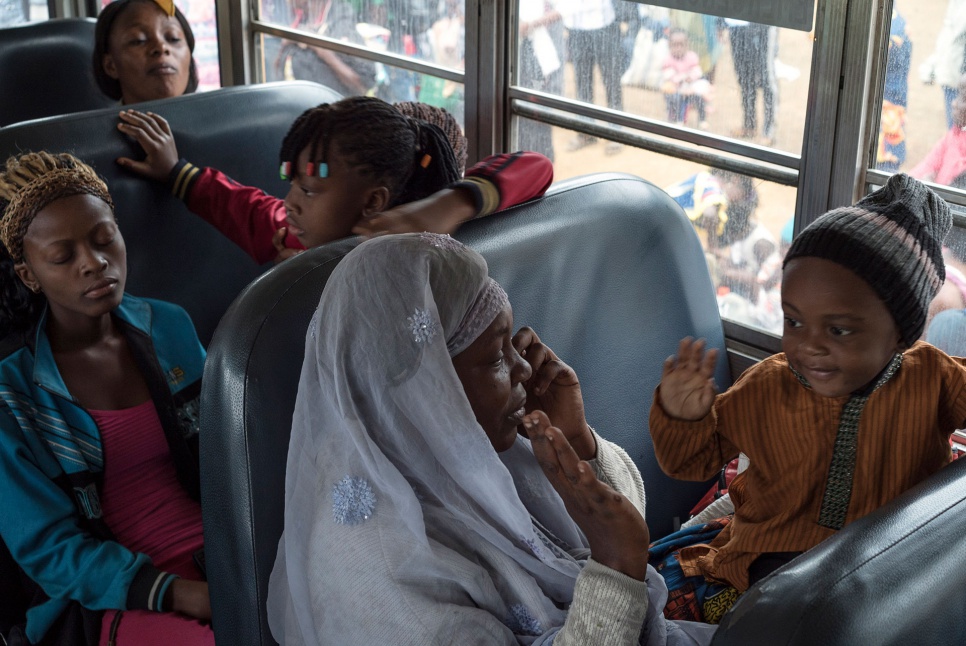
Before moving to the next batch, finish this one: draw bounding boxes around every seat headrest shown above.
[0,19,114,127]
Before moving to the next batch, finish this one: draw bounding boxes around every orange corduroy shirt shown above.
[650,341,966,591]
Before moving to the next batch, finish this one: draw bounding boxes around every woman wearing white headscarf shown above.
[267,233,716,645]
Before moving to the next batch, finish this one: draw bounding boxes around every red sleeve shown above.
[455,151,553,217]
[168,160,305,265]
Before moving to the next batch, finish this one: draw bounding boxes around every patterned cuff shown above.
[167,158,202,201]
[126,564,179,612]
[450,176,500,217]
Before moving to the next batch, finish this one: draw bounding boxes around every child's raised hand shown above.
[116,110,180,182]
[659,337,718,421]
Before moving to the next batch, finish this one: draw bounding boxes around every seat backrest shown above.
[0,81,342,344]
[712,456,966,645]
[0,19,115,127]
[200,172,732,646]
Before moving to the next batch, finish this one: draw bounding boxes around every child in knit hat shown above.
[649,173,966,620]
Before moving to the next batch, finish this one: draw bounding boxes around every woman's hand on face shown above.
[116,110,180,183]
[526,412,649,581]
[513,327,596,460]
[165,579,212,621]
[658,337,718,421]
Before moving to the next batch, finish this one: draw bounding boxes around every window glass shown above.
[516,118,793,334]
[98,0,221,91]
[0,0,47,26]
[873,2,964,189]
[515,0,813,154]
[258,0,464,75]
[260,33,465,125]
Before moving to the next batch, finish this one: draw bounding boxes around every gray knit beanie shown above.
[783,173,951,346]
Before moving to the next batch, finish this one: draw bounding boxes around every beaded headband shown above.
[0,167,113,262]
[447,277,510,357]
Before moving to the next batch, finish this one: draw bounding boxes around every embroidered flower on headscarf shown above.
[407,307,439,344]
[332,476,376,525]
[419,232,465,251]
[523,538,543,559]
[506,604,543,636]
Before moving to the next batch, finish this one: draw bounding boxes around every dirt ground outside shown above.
[536,0,951,245]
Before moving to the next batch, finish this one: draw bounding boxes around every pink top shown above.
[910,127,966,186]
[662,51,702,87]
[90,400,204,580]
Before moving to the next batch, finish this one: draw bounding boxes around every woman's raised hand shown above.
[526,411,649,581]
[116,110,180,182]
[659,337,718,421]
[513,327,596,460]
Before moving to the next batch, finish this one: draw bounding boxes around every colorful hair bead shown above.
[420,154,432,169]
[317,162,329,178]
[279,161,292,180]
[305,162,316,177]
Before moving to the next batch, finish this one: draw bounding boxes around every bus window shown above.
[513,3,813,155]
[511,1,815,341]
[256,0,465,122]
[0,0,46,26]
[869,3,964,191]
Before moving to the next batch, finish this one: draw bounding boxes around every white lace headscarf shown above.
[267,233,719,646]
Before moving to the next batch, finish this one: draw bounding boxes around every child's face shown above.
[283,146,382,248]
[669,33,688,59]
[781,257,903,398]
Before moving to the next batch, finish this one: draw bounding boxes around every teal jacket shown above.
[0,294,205,644]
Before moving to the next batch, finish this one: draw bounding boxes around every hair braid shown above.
[278,96,460,208]
[393,102,467,176]
[392,119,461,208]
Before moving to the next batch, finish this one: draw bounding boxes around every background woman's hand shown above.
[527,412,649,581]
[165,578,212,621]
[513,327,595,460]
[116,110,180,182]
[659,337,718,421]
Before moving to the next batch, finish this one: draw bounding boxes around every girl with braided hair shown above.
[115,96,552,264]
[0,152,213,646]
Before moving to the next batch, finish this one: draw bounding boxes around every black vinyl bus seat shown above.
[0,19,114,127]
[712,456,966,646]
[200,172,732,645]
[0,81,341,345]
